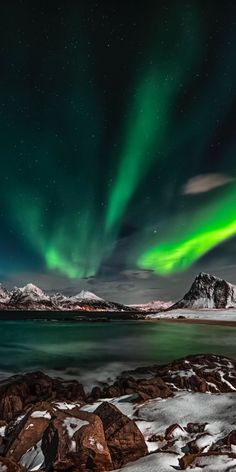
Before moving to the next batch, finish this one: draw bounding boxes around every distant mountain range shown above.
[0,283,138,312]
[129,300,173,312]
[0,272,235,312]
[171,272,236,309]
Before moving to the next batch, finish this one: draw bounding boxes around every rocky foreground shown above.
[0,355,236,471]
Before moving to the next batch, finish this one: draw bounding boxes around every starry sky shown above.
[1,0,236,303]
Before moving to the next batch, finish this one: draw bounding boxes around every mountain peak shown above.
[10,283,50,304]
[74,290,103,301]
[20,283,45,294]
[172,273,236,309]
[196,272,221,282]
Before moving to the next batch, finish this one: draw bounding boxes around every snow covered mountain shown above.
[0,284,11,303]
[9,283,57,310]
[10,283,50,303]
[171,272,236,309]
[0,283,138,312]
[73,290,103,301]
[129,300,173,312]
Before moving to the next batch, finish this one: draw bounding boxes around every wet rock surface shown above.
[118,353,236,393]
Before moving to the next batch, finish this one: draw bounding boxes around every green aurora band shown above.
[138,184,236,275]
[105,6,201,236]
[2,2,236,280]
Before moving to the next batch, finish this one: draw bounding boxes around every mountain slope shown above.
[9,283,57,310]
[129,300,173,312]
[0,283,138,312]
[0,284,11,303]
[171,272,236,309]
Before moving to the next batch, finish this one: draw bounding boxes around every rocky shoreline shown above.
[0,354,236,471]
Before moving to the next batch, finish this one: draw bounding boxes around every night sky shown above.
[1,0,236,303]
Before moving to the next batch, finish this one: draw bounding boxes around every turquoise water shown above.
[0,320,235,386]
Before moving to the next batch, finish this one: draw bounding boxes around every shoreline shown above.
[146,317,236,326]
[0,310,236,326]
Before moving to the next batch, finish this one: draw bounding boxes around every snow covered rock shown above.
[44,408,113,471]
[5,402,113,472]
[96,375,173,402]
[171,272,236,309]
[122,354,236,394]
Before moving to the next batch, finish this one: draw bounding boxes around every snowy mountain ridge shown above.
[171,272,236,309]
[0,283,137,312]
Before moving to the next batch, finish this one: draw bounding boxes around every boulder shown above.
[185,423,207,434]
[101,375,173,401]
[5,401,112,472]
[94,401,148,468]
[47,409,113,471]
[0,372,85,422]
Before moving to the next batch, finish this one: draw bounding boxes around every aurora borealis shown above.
[1,0,236,302]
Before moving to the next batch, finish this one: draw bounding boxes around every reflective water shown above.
[0,319,235,387]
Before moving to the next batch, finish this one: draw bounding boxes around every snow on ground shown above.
[115,452,179,472]
[81,394,137,418]
[189,454,236,471]
[136,391,236,437]
[148,308,236,321]
[116,452,236,472]
[83,390,236,471]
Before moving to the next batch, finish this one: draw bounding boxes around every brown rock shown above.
[179,453,197,469]
[90,386,102,401]
[122,354,236,395]
[185,422,207,434]
[210,429,236,453]
[0,395,23,423]
[94,401,148,468]
[5,401,54,462]
[0,372,85,422]
[0,457,25,472]
[51,409,113,471]
[102,375,173,401]
[187,433,212,454]
[5,402,113,472]
[148,433,164,442]
[179,451,236,469]
[165,424,185,440]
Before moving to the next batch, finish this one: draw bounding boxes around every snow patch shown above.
[20,440,44,471]
[31,411,51,419]
[63,417,89,439]
[54,401,81,410]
